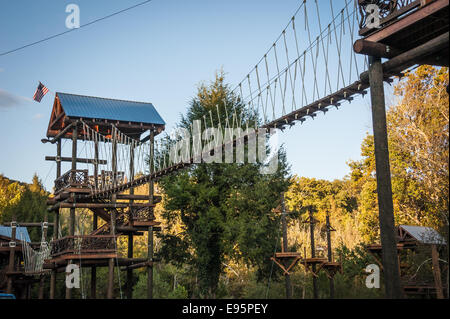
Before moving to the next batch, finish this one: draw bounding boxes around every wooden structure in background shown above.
[0,221,54,299]
[299,207,342,299]
[367,225,447,298]
[354,0,449,298]
[271,204,342,299]
[270,194,300,299]
[41,93,165,299]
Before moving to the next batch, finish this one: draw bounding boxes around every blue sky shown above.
[0,0,392,191]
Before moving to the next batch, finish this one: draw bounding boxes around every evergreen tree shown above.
[157,72,290,298]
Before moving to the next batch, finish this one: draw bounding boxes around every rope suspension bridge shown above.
[49,0,370,202]
[3,0,448,299]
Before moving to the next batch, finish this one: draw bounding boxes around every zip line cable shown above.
[0,0,154,57]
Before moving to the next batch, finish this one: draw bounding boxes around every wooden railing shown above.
[54,169,89,193]
[50,235,116,257]
[358,0,421,34]
[131,206,154,222]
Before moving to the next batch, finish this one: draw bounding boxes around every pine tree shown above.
[157,72,290,298]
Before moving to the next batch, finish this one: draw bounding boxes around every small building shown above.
[367,225,447,298]
[0,226,35,298]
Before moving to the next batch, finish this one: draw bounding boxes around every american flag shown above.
[33,82,49,102]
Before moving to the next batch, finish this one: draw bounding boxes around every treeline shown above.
[0,174,52,241]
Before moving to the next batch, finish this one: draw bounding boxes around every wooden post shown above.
[280,194,292,299]
[38,215,49,299]
[50,139,61,299]
[54,139,61,239]
[147,130,155,299]
[127,143,135,299]
[309,206,318,299]
[326,213,334,299]
[66,123,78,299]
[431,244,444,299]
[6,218,17,295]
[91,140,98,299]
[107,126,117,299]
[368,56,402,299]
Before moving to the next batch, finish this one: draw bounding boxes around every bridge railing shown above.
[131,206,154,222]
[54,169,89,193]
[49,235,117,257]
[358,0,421,35]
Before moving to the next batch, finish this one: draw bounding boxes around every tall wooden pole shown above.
[6,218,17,295]
[147,130,155,299]
[309,206,318,299]
[368,56,402,299]
[54,139,61,239]
[38,215,49,299]
[127,143,135,299]
[66,123,78,299]
[280,194,292,299]
[107,127,117,299]
[325,213,334,299]
[50,139,62,299]
[431,244,444,299]
[91,140,99,299]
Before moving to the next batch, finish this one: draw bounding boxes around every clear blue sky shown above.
[0,0,392,191]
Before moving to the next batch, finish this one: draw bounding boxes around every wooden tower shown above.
[42,92,165,299]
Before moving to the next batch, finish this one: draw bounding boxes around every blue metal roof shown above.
[0,226,31,243]
[57,92,165,125]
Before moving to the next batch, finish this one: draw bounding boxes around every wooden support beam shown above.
[280,194,292,299]
[6,219,17,294]
[107,127,117,300]
[126,261,154,270]
[431,244,444,299]
[49,112,65,131]
[368,56,403,299]
[58,202,155,209]
[147,130,155,300]
[2,222,55,227]
[360,32,449,82]
[45,156,107,165]
[45,122,74,144]
[66,123,78,300]
[353,39,402,58]
[50,139,61,299]
[116,194,162,202]
[326,213,335,299]
[308,207,319,299]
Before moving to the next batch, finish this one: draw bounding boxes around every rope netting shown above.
[20,223,51,274]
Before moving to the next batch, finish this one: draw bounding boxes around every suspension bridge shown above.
[2,0,448,299]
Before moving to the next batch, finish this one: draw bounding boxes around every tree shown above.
[349,66,449,242]
[0,174,51,241]
[157,72,290,298]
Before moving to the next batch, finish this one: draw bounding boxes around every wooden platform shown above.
[271,252,302,275]
[355,0,449,74]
